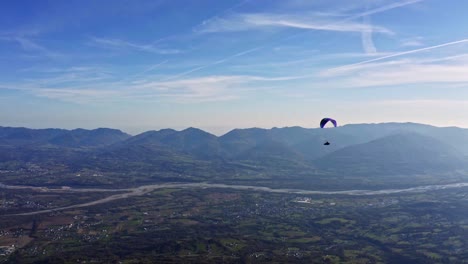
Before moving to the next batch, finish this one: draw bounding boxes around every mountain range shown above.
[1,123,467,187]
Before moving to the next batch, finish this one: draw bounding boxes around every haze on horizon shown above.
[1,0,468,135]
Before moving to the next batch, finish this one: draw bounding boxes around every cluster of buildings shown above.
[0,245,15,257]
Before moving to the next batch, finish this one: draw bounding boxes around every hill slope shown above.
[316,132,466,175]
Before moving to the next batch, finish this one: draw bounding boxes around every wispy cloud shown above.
[125,60,169,81]
[139,76,245,102]
[0,66,117,104]
[163,47,262,81]
[1,73,298,104]
[22,66,113,87]
[179,0,419,81]
[192,0,252,31]
[347,63,468,87]
[196,0,423,34]
[361,14,377,54]
[20,66,102,73]
[348,0,423,20]
[325,38,468,74]
[400,37,424,47]
[0,34,62,58]
[196,13,392,34]
[34,88,120,103]
[313,53,468,91]
[29,73,112,87]
[0,79,127,104]
[133,74,295,102]
[90,37,181,55]
[163,74,297,100]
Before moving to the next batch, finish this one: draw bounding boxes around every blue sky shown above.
[1,0,468,135]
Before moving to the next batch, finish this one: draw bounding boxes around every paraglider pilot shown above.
[320,118,337,146]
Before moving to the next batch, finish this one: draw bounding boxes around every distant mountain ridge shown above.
[0,126,131,147]
[1,123,467,178]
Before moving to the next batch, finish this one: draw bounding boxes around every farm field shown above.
[1,184,467,263]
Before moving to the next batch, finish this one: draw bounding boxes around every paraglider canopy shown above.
[320,118,337,128]
[320,118,336,146]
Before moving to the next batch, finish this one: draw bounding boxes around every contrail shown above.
[348,0,423,21]
[361,15,377,54]
[163,47,262,81]
[195,0,251,28]
[164,0,424,80]
[133,60,168,78]
[119,60,168,83]
[328,38,468,73]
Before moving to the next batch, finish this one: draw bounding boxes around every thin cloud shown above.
[194,0,251,31]
[2,73,297,104]
[90,37,181,55]
[325,39,468,74]
[196,13,392,34]
[227,51,393,81]
[34,88,121,104]
[351,64,468,87]
[136,74,294,91]
[122,75,254,103]
[400,37,424,47]
[0,80,120,104]
[373,99,468,107]
[348,0,423,20]
[20,66,103,74]
[314,54,468,90]
[196,0,423,34]
[176,0,419,81]
[268,0,422,46]
[23,67,113,86]
[162,47,262,81]
[138,61,168,75]
[361,14,377,54]
[0,35,62,58]
[129,74,304,104]
[125,60,169,82]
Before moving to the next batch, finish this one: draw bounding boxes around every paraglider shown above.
[320,118,337,129]
[320,118,337,145]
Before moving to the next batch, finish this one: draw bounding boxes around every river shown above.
[2,181,468,216]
